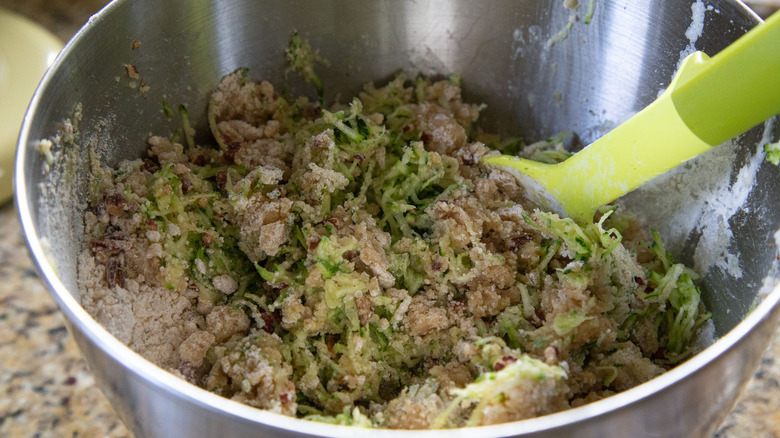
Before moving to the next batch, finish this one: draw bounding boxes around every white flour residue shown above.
[693,218,740,279]
[511,28,526,62]
[697,102,778,277]
[620,141,732,263]
[691,119,775,278]
[511,24,543,63]
[676,0,707,70]
[756,228,780,302]
[685,1,706,42]
[621,119,775,280]
[405,46,449,79]
[756,126,780,302]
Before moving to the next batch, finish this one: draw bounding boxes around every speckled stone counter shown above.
[0,1,778,437]
[0,204,129,437]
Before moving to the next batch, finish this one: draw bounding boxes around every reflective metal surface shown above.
[15,0,780,437]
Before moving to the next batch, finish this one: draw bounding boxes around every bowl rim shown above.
[14,0,780,436]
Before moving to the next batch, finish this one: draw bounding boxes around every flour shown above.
[757,228,780,301]
[685,1,706,44]
[622,118,776,282]
[627,0,777,283]
[648,1,780,294]
[676,0,707,70]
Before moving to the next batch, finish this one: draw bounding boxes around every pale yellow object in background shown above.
[0,8,62,204]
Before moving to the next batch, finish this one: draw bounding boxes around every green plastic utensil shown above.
[485,10,780,224]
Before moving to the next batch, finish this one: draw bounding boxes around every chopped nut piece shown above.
[124,64,140,79]
[105,258,125,288]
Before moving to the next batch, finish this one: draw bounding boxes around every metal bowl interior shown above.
[15,0,780,437]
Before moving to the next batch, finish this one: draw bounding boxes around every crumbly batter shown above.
[79,70,710,428]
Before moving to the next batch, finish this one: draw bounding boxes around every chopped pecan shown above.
[493,355,517,371]
[215,170,227,190]
[223,143,241,164]
[124,64,140,79]
[508,235,533,250]
[326,334,339,356]
[181,179,193,194]
[261,311,280,334]
[91,232,131,253]
[105,258,125,288]
[178,362,199,385]
[141,156,161,173]
[324,217,339,228]
[355,295,373,326]
[105,194,126,216]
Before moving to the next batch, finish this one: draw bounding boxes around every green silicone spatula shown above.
[485,10,780,224]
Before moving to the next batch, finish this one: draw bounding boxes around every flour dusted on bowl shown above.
[79,70,711,428]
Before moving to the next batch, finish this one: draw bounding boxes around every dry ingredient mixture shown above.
[79,38,711,429]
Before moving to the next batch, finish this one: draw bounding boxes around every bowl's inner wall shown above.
[23,0,778,338]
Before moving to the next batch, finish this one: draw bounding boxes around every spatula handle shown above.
[673,10,780,146]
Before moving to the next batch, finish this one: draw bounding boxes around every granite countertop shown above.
[0,1,779,437]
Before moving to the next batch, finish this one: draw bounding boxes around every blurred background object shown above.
[745,0,780,17]
[0,9,61,204]
[0,0,108,41]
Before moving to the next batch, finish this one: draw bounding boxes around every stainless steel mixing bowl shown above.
[15,0,780,436]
